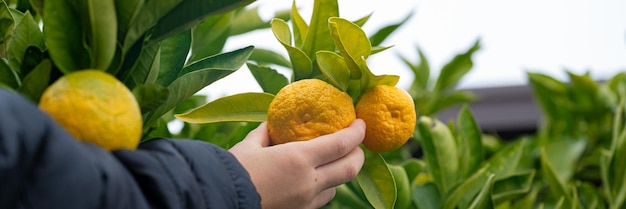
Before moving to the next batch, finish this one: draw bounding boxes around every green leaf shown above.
[228,6,285,36]
[270,18,312,80]
[401,159,425,184]
[290,0,307,48]
[540,148,575,208]
[328,17,371,79]
[356,150,397,209]
[402,47,430,92]
[369,12,413,46]
[492,170,536,204]
[568,72,602,115]
[433,39,480,92]
[576,181,606,209]
[0,1,15,57]
[114,35,143,76]
[148,0,254,44]
[76,0,116,70]
[248,48,291,68]
[189,11,233,62]
[353,12,372,28]
[512,184,541,209]
[132,83,169,114]
[467,174,495,209]
[43,0,89,73]
[8,8,24,28]
[417,116,459,195]
[443,167,489,209]
[17,59,50,102]
[172,94,208,114]
[527,72,569,120]
[175,92,274,123]
[611,118,626,208]
[19,46,45,78]
[26,0,41,15]
[124,41,161,89]
[114,0,143,40]
[543,137,587,183]
[316,51,350,91]
[552,197,566,209]
[0,58,19,88]
[607,73,626,102]
[370,45,394,55]
[358,57,400,97]
[345,79,362,102]
[8,11,43,73]
[181,45,254,75]
[603,99,625,203]
[142,118,172,141]
[143,46,253,128]
[246,63,288,95]
[611,100,626,161]
[389,165,411,209]
[301,0,338,59]
[599,149,613,206]
[457,105,484,177]
[334,184,373,209]
[412,183,441,209]
[345,172,367,204]
[472,139,528,207]
[156,29,192,86]
[485,138,527,177]
[183,121,258,149]
[145,68,237,128]
[572,186,582,209]
[123,0,182,51]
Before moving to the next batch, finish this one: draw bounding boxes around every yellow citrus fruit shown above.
[267,79,355,145]
[39,70,142,151]
[356,85,416,153]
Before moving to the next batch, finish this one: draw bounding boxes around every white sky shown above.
[200,0,626,98]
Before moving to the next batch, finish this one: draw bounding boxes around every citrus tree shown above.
[173,0,492,208]
[3,0,626,208]
[0,0,291,139]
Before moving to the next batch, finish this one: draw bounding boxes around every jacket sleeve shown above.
[0,89,261,209]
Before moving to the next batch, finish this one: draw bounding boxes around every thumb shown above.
[240,122,271,148]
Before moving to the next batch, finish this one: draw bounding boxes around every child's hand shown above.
[229,119,366,209]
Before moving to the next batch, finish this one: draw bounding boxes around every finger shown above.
[315,146,364,189]
[310,187,336,209]
[302,119,365,166]
[240,122,271,147]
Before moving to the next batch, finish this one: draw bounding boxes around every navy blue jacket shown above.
[0,89,261,209]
